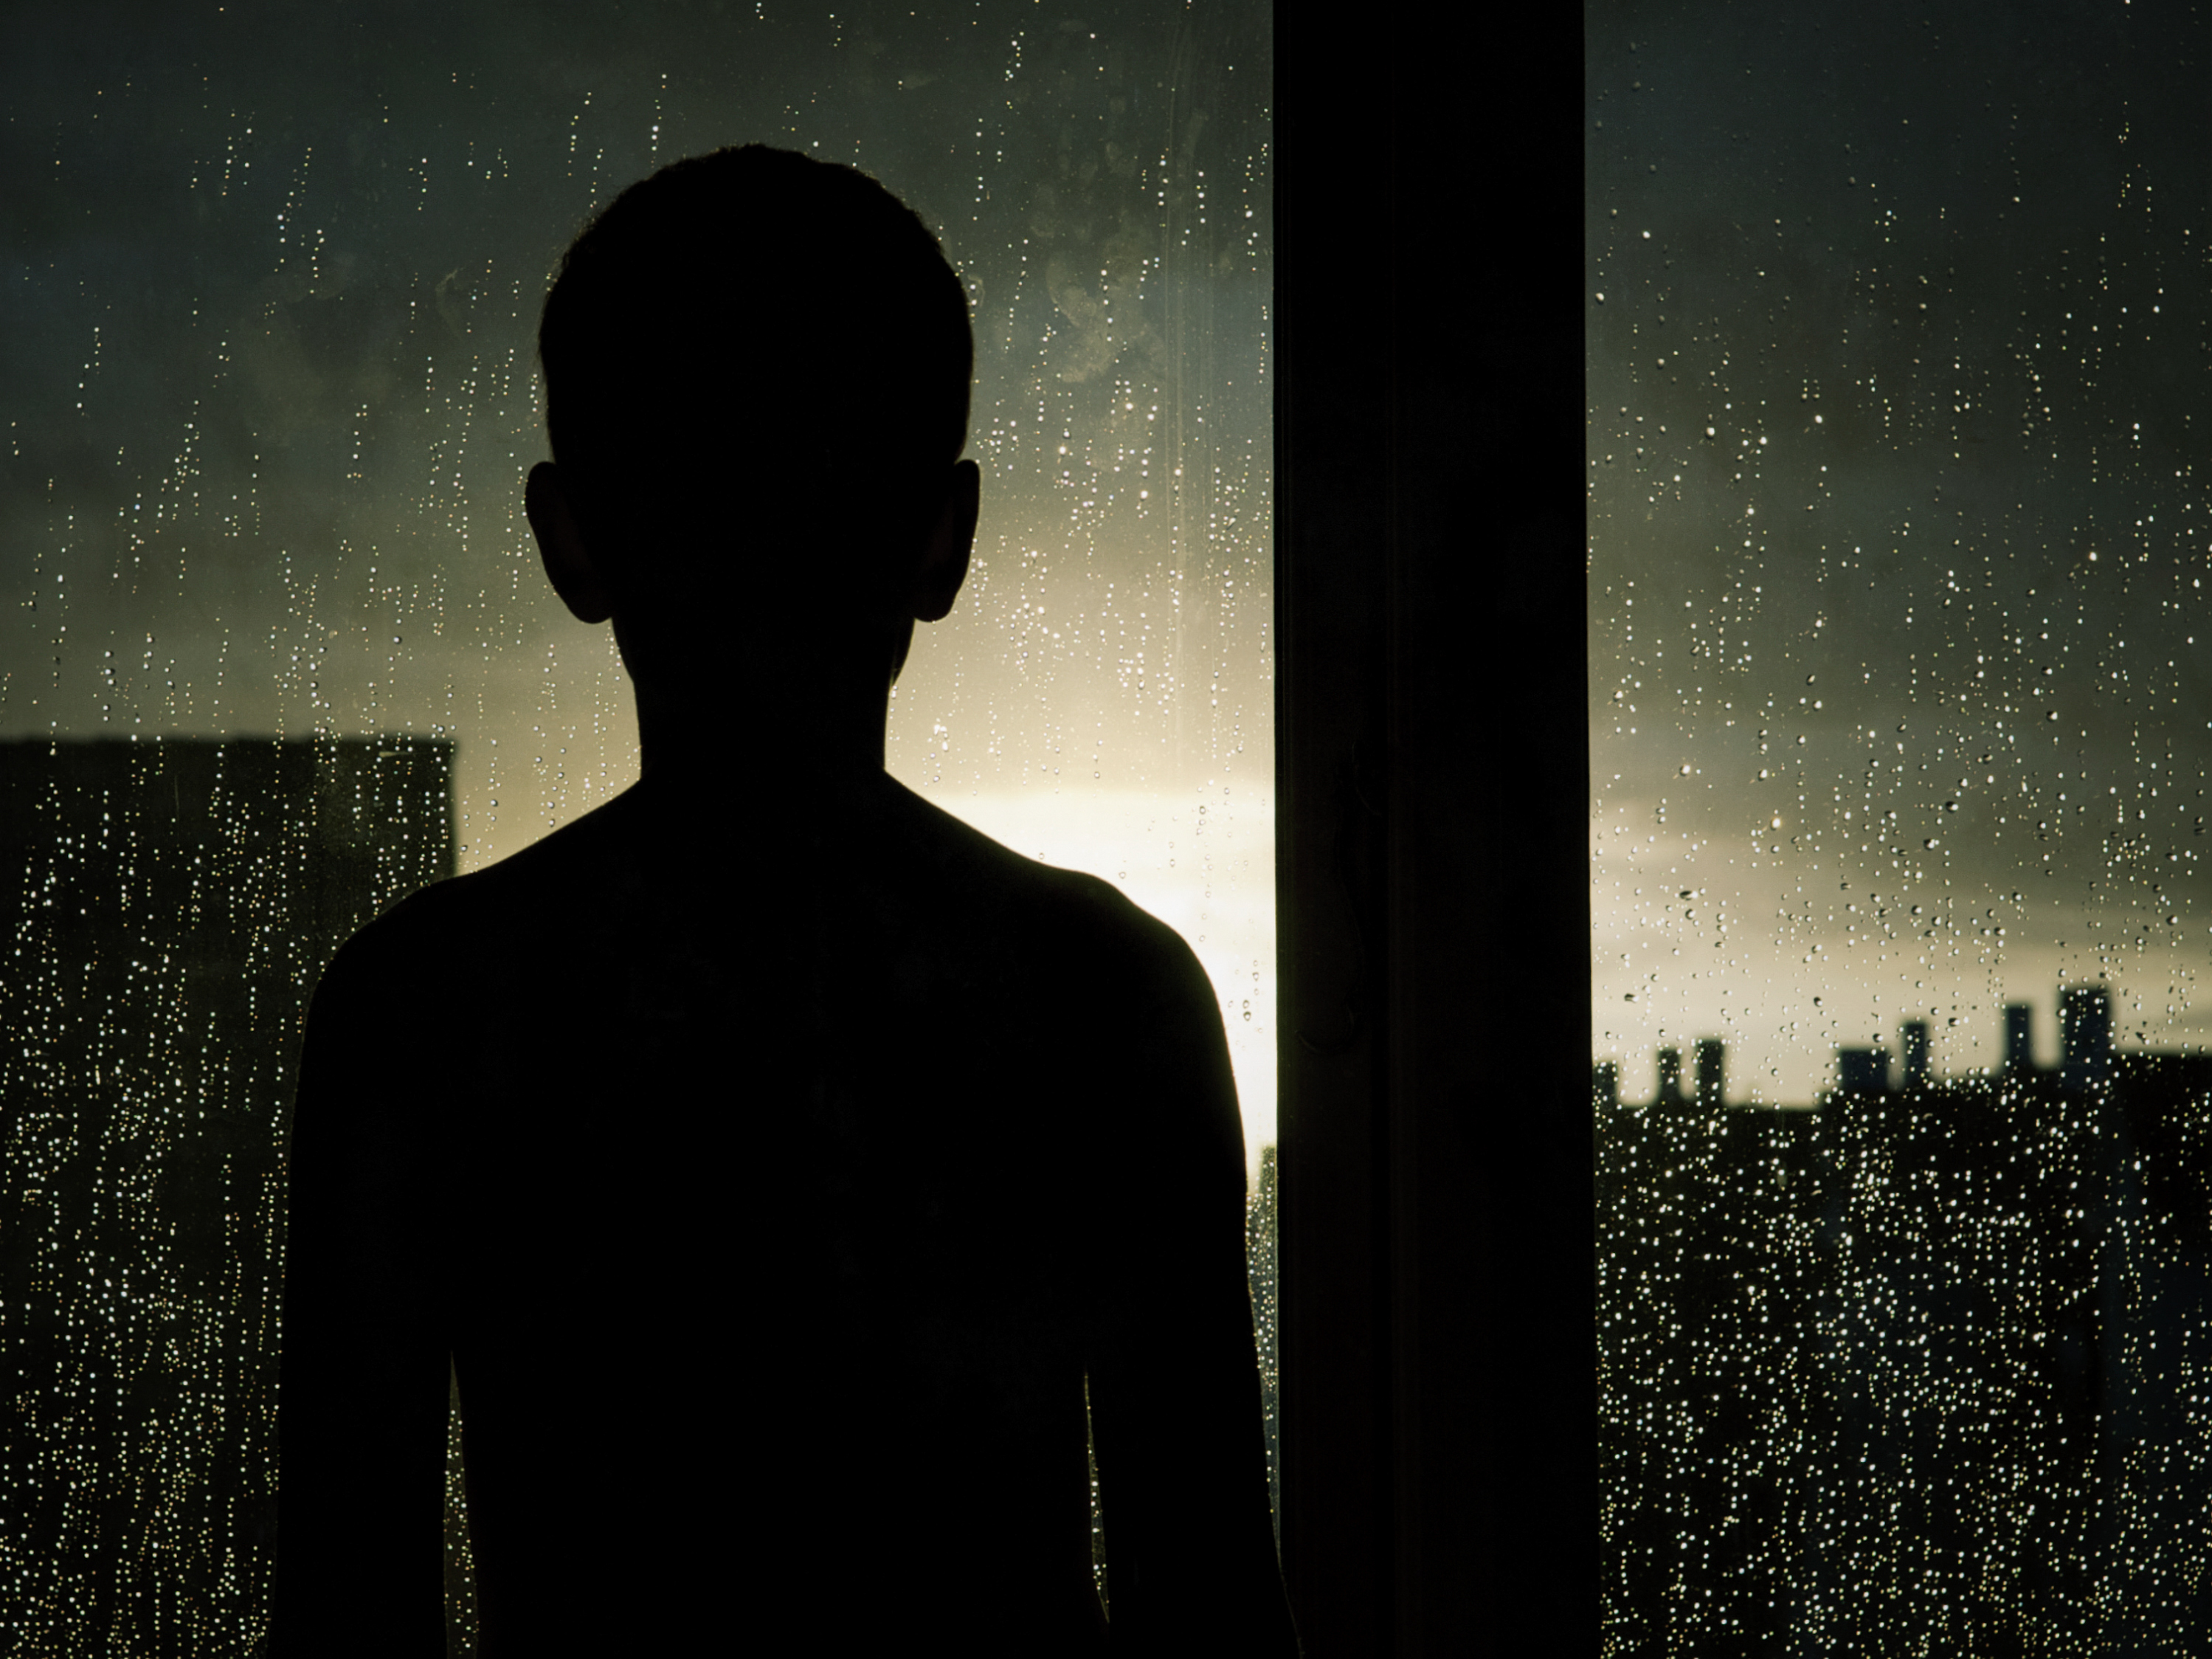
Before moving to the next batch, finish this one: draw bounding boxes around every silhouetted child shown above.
[274,143,1299,1656]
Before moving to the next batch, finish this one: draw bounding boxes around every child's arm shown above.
[271,922,452,1656]
[1083,920,1303,1655]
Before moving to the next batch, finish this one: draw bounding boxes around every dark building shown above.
[0,736,454,1650]
[1592,1058,1621,1113]
[2004,1001,2036,1075]
[1694,1037,1725,1111]
[1835,1046,1890,1097]
[1900,1020,1931,1089]
[1246,1144,1282,1560]
[2061,983,2115,1095]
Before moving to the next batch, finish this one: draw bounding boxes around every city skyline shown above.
[1598,979,2169,1108]
[1596,965,2212,1648]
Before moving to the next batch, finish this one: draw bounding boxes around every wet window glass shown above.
[1,3,1272,1646]
[1591,7,2212,1650]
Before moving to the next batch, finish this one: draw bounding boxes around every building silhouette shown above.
[2004,1001,2036,1076]
[1900,1019,1930,1089]
[0,736,454,1653]
[1595,986,2212,1653]
[2061,984,2116,1096]
[1694,1038,1725,1111]
[1248,1143,1282,1556]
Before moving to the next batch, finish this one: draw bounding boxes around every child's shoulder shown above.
[321,770,1203,1007]
[885,782,1193,965]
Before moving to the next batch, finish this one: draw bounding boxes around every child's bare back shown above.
[287,763,1287,1651]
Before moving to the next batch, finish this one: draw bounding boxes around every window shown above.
[1592,8,2212,1649]
[0,4,1273,1646]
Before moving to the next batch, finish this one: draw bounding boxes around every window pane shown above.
[1,3,1271,1646]
[1591,7,2212,1651]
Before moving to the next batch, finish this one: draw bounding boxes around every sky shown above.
[1587,0,2212,1104]
[1,0,1280,1176]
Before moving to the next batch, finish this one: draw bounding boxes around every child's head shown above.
[536,145,973,682]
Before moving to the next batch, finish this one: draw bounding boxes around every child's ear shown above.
[910,460,978,624]
[526,463,615,625]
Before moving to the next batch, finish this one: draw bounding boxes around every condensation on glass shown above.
[0,4,1273,1647]
[1589,7,2212,1652]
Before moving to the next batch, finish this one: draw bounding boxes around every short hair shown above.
[538,145,973,623]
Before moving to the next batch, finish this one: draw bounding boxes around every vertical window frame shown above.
[1273,12,1590,1651]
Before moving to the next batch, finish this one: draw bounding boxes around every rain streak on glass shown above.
[1591,7,2212,1653]
[0,4,1273,1649]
